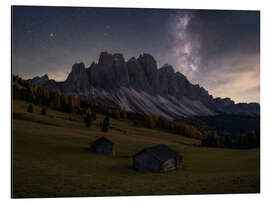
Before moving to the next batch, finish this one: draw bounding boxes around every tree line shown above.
[201,129,260,149]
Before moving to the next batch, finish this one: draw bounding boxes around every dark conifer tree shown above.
[13,84,20,100]
[41,107,46,115]
[91,112,97,120]
[102,116,110,132]
[84,113,92,128]
[27,103,33,113]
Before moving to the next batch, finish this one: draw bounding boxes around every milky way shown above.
[12,6,260,103]
[169,12,201,79]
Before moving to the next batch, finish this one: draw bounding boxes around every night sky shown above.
[12,6,260,103]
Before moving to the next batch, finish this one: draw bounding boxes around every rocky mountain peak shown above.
[28,51,260,118]
[98,52,114,67]
[112,53,125,64]
[71,62,85,74]
[29,74,49,87]
[159,64,175,75]
[138,53,157,70]
[64,62,89,93]
[127,57,141,68]
[175,72,188,81]
[137,53,159,94]
[66,62,86,81]
[214,97,235,107]
[41,74,49,80]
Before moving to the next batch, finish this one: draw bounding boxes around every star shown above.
[49,33,55,38]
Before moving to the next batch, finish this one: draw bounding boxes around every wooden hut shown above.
[133,144,182,172]
[90,137,114,155]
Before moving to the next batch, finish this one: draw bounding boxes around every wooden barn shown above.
[133,144,182,172]
[90,137,115,155]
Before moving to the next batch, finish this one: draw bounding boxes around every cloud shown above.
[197,48,260,103]
[208,65,260,103]
[243,85,260,95]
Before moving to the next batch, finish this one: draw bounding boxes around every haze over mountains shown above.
[28,52,260,120]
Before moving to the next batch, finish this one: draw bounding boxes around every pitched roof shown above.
[93,136,114,146]
[133,144,180,162]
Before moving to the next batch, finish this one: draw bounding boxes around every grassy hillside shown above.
[12,100,260,198]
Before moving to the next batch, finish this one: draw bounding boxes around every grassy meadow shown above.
[12,100,260,198]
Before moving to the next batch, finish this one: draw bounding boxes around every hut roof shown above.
[93,136,114,146]
[133,144,180,162]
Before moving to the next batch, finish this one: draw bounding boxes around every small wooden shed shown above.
[133,144,182,172]
[90,137,114,155]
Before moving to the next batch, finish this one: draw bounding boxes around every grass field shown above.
[12,100,260,198]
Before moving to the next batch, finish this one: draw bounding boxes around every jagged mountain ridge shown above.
[28,52,260,120]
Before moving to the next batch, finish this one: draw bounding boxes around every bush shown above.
[67,101,73,113]
[120,111,127,120]
[27,103,33,113]
[41,107,46,115]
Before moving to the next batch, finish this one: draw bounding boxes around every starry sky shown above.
[12,6,260,103]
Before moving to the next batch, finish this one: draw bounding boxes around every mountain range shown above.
[28,52,260,120]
